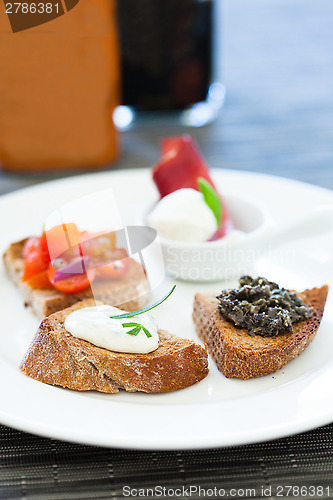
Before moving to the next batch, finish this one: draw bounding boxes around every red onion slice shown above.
[53,255,91,282]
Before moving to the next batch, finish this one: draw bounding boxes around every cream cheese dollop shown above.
[64,305,159,354]
[148,188,218,242]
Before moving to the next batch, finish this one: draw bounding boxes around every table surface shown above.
[1,0,333,498]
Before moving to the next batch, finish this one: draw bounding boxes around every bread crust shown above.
[3,239,150,319]
[193,286,328,379]
[20,299,209,393]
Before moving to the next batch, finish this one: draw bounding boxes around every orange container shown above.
[0,0,120,171]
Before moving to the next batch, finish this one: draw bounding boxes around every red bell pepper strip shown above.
[153,135,215,196]
[152,135,234,239]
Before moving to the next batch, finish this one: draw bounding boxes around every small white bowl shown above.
[143,192,333,282]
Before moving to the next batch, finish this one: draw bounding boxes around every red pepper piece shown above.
[153,135,215,197]
[152,135,234,239]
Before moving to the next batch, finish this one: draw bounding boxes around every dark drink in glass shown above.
[116,0,216,112]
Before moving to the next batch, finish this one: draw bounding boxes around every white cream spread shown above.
[148,188,218,242]
[64,305,159,354]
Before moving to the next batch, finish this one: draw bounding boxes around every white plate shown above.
[1,169,333,450]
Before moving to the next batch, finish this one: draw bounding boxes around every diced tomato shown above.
[96,256,131,280]
[106,247,128,261]
[47,264,95,294]
[22,237,50,282]
[25,270,53,289]
[23,222,129,292]
[80,232,117,260]
[39,231,49,255]
[153,135,215,197]
[45,223,81,261]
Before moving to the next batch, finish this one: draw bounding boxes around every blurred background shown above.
[0,0,332,193]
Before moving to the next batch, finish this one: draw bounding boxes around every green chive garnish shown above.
[198,177,222,226]
[111,285,176,320]
[122,322,152,338]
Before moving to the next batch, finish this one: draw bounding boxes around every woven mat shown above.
[1,424,333,499]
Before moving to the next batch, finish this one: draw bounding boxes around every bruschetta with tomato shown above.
[3,223,149,319]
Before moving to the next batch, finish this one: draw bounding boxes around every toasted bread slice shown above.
[3,239,150,320]
[20,299,209,393]
[193,286,328,380]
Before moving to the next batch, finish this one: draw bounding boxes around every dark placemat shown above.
[1,423,333,499]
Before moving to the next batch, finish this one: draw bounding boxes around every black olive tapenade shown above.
[217,276,313,337]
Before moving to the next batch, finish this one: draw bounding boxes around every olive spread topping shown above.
[217,276,313,337]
